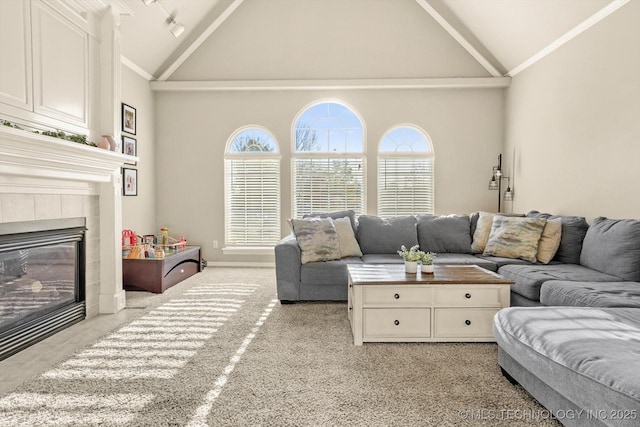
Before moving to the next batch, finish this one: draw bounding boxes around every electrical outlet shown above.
[213,240,219,248]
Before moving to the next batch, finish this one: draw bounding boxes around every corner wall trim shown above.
[507,0,630,77]
[415,0,502,77]
[121,55,154,81]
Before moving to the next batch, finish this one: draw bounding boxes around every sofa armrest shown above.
[275,235,301,302]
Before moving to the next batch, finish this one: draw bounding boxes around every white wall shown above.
[505,2,640,222]
[121,66,156,235]
[156,0,505,263]
[170,0,489,80]
[155,88,504,262]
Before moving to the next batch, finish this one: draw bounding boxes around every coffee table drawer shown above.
[434,308,498,338]
[433,287,502,307]
[363,308,431,338]
[363,286,431,306]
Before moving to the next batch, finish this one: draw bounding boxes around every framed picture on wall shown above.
[122,103,136,135]
[122,135,137,164]
[123,168,138,196]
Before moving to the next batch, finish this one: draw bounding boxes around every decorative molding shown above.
[150,77,510,92]
[507,0,630,77]
[415,0,502,77]
[121,55,154,82]
[157,0,244,81]
[0,126,136,183]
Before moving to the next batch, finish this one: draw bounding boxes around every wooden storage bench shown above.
[123,246,201,293]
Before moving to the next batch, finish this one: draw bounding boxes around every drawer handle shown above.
[465,293,471,299]
[180,269,184,274]
[394,320,400,326]
[465,320,471,326]
[394,293,400,299]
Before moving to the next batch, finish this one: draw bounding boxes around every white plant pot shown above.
[404,261,418,273]
[421,264,434,274]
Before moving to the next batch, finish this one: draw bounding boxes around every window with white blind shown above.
[378,125,434,217]
[292,101,365,218]
[224,127,280,248]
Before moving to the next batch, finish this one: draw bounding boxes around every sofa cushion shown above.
[304,209,357,234]
[541,281,640,307]
[356,215,418,255]
[360,254,404,264]
[332,217,362,258]
[471,211,495,254]
[431,253,498,272]
[536,218,562,264]
[483,216,547,263]
[301,258,362,286]
[475,255,532,269]
[494,307,640,414]
[416,215,472,254]
[498,264,622,301]
[527,211,589,264]
[580,217,640,282]
[289,218,341,264]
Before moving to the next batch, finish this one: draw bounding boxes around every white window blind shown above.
[378,157,434,217]
[293,158,364,218]
[225,159,280,246]
[378,125,434,217]
[293,101,366,219]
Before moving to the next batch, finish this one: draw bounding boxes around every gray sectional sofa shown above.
[275,210,640,306]
[276,210,640,424]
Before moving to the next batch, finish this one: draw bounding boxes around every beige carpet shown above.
[0,268,558,426]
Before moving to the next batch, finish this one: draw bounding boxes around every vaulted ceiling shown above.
[114,0,627,81]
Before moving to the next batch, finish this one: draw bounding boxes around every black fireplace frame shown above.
[0,217,87,360]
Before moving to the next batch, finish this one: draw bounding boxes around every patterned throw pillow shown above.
[332,217,362,258]
[536,218,562,264]
[290,218,341,264]
[483,216,547,263]
[471,212,496,253]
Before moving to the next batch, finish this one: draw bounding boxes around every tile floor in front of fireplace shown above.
[0,291,163,396]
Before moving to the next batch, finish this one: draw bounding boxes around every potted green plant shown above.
[420,251,437,274]
[397,245,422,273]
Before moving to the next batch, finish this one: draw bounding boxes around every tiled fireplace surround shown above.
[0,126,133,318]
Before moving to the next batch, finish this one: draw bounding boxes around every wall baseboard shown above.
[205,261,274,268]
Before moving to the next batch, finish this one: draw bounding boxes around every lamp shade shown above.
[504,187,513,201]
[488,177,498,190]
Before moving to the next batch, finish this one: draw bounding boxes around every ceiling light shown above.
[141,0,186,37]
[170,21,185,37]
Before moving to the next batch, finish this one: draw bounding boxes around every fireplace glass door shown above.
[0,218,86,360]
[0,243,78,332]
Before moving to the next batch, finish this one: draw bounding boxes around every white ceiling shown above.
[115,0,626,80]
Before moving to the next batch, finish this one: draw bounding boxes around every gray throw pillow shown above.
[580,217,640,281]
[304,210,357,234]
[527,211,589,264]
[416,215,472,254]
[356,215,418,255]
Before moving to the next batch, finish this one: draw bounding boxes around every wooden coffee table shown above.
[347,264,513,345]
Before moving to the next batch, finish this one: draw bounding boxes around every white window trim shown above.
[291,100,367,218]
[377,124,435,217]
[224,126,281,249]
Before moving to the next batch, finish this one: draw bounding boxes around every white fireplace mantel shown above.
[0,125,139,314]
[0,126,133,184]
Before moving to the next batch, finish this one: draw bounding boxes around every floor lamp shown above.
[489,154,513,213]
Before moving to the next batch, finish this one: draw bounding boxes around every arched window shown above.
[292,101,365,218]
[378,125,434,216]
[224,127,280,247]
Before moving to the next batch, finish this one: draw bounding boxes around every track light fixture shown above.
[141,0,185,37]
